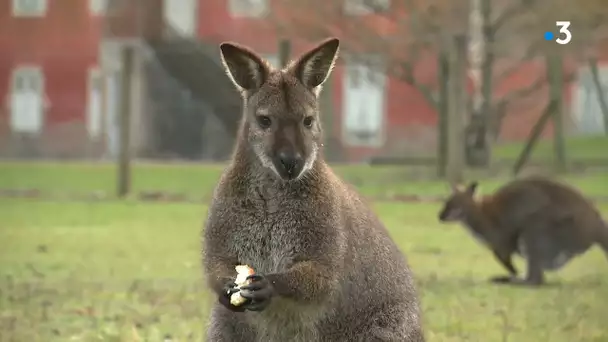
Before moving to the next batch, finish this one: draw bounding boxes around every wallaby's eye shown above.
[303,116,314,128]
[256,115,272,129]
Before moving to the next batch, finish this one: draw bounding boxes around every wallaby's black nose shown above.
[277,151,303,178]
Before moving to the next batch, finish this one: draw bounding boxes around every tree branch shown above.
[393,61,438,109]
[492,0,536,34]
[493,40,543,85]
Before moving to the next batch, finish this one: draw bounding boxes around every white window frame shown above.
[262,54,280,69]
[343,0,390,16]
[10,65,46,133]
[228,0,269,18]
[89,0,107,16]
[12,0,48,17]
[342,55,387,148]
[163,0,198,36]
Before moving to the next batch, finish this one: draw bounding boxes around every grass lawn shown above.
[492,135,608,161]
[1,161,608,199]
[1,198,607,342]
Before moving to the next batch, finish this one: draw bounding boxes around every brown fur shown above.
[438,176,608,286]
[202,38,424,341]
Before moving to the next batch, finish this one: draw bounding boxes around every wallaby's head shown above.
[438,181,479,222]
[219,38,340,181]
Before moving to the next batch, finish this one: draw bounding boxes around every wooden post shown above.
[278,39,291,68]
[446,34,468,184]
[117,45,134,198]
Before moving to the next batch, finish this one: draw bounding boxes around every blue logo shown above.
[544,31,555,41]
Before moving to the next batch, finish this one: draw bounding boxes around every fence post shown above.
[117,45,134,198]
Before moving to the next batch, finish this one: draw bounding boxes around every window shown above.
[163,0,198,36]
[10,66,45,133]
[343,0,390,16]
[12,0,47,17]
[263,54,279,68]
[89,0,107,16]
[573,67,608,135]
[87,68,103,139]
[228,0,268,18]
[342,55,386,147]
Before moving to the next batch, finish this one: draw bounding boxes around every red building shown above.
[1,0,606,161]
[0,0,107,158]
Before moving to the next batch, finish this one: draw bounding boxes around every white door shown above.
[87,68,103,140]
[342,57,386,147]
[163,0,198,36]
[10,66,44,134]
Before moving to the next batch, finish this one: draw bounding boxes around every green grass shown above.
[1,161,608,199]
[1,136,607,199]
[492,135,608,161]
[1,198,607,342]
[1,160,608,341]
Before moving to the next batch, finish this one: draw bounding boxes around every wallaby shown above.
[202,38,424,342]
[438,176,608,286]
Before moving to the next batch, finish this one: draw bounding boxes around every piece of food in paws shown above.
[229,265,255,306]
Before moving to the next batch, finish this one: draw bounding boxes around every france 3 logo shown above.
[544,21,572,45]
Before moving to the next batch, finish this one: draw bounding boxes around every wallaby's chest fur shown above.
[207,162,420,341]
[209,164,338,340]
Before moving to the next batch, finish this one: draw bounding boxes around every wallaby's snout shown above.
[438,204,463,222]
[274,149,304,180]
[438,182,478,222]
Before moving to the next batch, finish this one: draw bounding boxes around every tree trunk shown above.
[588,56,608,135]
[465,0,492,168]
[437,46,450,178]
[548,48,566,172]
[446,35,468,184]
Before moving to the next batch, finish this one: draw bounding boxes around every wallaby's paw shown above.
[239,274,275,312]
[218,281,248,312]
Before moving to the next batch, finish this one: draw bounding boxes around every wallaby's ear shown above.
[450,183,464,193]
[289,38,340,94]
[466,181,479,195]
[219,42,270,94]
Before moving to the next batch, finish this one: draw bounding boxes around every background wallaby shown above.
[202,38,424,341]
[438,176,608,286]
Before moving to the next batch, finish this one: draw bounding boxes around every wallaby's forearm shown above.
[266,260,338,303]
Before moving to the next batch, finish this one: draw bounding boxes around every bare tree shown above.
[271,0,555,159]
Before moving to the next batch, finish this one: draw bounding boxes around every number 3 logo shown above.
[556,21,572,45]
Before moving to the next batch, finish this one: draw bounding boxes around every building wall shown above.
[2,0,606,161]
[0,0,104,158]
